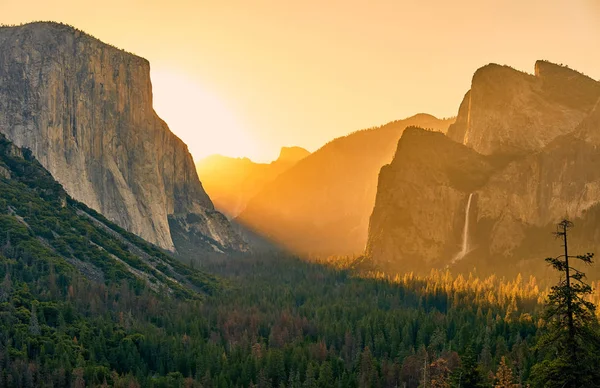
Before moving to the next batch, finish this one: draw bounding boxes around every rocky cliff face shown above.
[368,62,600,277]
[0,22,246,254]
[447,61,600,156]
[236,114,455,256]
[197,146,310,218]
[0,132,219,297]
[474,99,600,256]
[366,128,497,271]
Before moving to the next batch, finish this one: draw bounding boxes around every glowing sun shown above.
[150,69,259,162]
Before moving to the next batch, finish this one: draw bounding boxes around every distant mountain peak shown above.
[405,113,446,121]
[275,146,310,164]
[196,146,309,219]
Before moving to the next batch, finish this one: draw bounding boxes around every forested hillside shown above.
[0,133,596,387]
[0,134,218,298]
[0,133,220,386]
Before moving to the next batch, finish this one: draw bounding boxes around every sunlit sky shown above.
[2,1,600,162]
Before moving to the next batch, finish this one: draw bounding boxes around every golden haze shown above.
[2,0,599,162]
[196,146,310,219]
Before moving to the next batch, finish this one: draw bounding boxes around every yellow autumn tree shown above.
[494,357,518,388]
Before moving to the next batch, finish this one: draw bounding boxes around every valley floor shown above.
[1,250,547,387]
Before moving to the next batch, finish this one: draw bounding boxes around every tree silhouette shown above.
[530,219,600,387]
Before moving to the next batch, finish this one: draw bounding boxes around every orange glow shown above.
[2,1,599,162]
[150,69,261,160]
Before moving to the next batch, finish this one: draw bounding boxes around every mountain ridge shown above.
[236,114,455,256]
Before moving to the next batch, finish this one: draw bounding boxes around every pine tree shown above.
[72,368,85,388]
[317,362,334,388]
[359,347,376,388]
[479,329,492,374]
[258,368,273,388]
[494,357,517,388]
[530,219,600,387]
[303,364,317,388]
[29,303,40,336]
[428,358,451,388]
[0,269,10,303]
[455,346,485,388]
[288,370,299,388]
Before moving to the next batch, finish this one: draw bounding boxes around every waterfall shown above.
[452,193,473,264]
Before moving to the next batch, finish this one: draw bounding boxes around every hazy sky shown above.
[2,0,600,162]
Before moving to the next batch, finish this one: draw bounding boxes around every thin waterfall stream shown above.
[451,193,473,264]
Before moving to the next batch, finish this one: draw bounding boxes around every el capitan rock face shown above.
[236,114,454,256]
[0,22,246,254]
[368,62,600,277]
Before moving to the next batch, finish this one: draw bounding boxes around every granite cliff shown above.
[366,127,497,271]
[0,22,246,254]
[0,132,219,298]
[447,61,600,155]
[367,62,600,277]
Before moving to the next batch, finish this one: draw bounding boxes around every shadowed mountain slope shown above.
[236,114,454,256]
